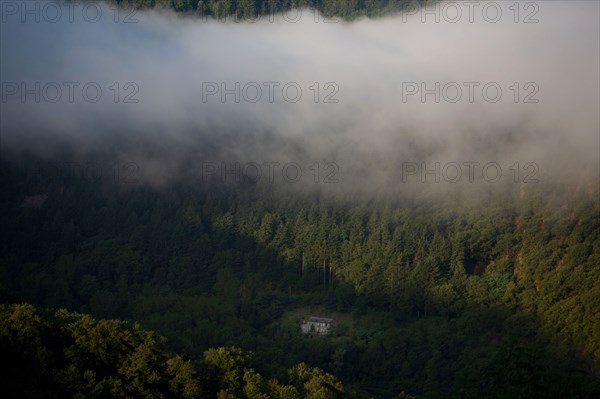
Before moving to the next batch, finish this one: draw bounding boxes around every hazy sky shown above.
[1,1,598,191]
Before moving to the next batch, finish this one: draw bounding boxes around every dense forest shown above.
[108,0,427,19]
[2,0,598,397]
[1,155,598,398]
[0,303,346,398]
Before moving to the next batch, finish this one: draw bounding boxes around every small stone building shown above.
[301,317,337,335]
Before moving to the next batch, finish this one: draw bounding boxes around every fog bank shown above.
[1,1,598,193]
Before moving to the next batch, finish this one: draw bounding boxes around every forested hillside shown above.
[0,303,347,398]
[1,156,598,398]
[109,0,426,19]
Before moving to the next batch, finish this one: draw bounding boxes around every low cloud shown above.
[1,1,598,194]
